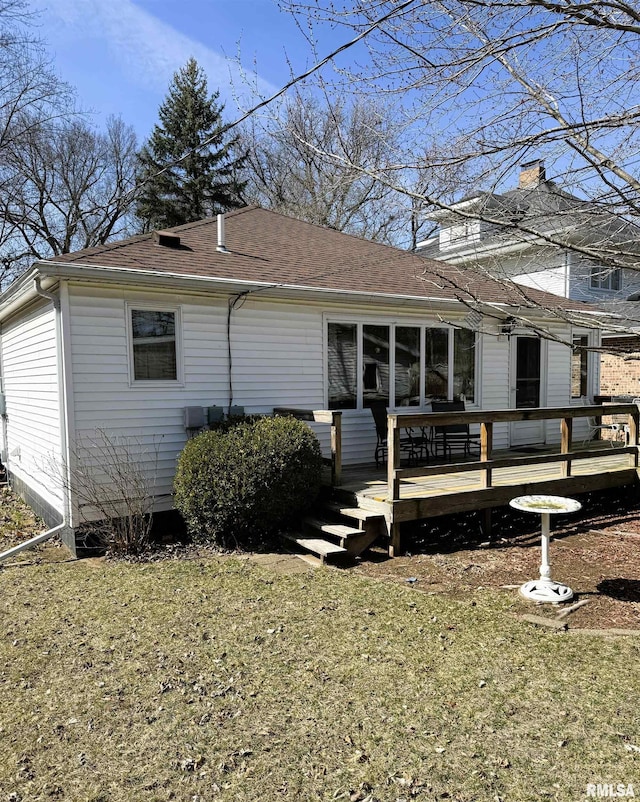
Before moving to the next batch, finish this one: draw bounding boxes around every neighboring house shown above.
[416,160,640,396]
[0,206,601,554]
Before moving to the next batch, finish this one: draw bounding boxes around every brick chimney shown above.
[519,159,546,188]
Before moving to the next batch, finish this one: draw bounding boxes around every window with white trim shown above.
[590,266,621,291]
[130,308,178,381]
[327,321,477,409]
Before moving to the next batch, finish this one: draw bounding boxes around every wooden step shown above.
[281,533,347,564]
[322,501,385,524]
[303,517,365,540]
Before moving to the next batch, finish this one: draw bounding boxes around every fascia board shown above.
[33,260,469,310]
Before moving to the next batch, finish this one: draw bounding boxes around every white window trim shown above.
[589,265,622,292]
[126,302,184,387]
[324,315,480,411]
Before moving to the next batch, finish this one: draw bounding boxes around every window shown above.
[130,308,178,381]
[362,325,389,407]
[571,334,589,398]
[327,321,477,409]
[395,327,420,406]
[425,328,448,400]
[453,328,476,402]
[327,323,357,409]
[590,266,621,291]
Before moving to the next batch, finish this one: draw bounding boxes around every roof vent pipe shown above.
[217,214,230,254]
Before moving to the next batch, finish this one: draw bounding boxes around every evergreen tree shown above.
[136,58,245,230]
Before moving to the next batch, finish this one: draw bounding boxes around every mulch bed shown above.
[354,485,640,631]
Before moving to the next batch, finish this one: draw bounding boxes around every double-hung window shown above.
[590,266,621,291]
[129,307,180,382]
[327,321,477,409]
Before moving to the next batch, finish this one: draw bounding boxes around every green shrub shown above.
[174,415,323,549]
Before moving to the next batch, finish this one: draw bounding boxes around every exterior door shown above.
[510,336,544,446]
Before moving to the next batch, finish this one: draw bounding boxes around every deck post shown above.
[387,414,401,501]
[482,507,492,539]
[480,421,493,488]
[561,417,573,477]
[330,411,342,486]
[387,415,402,557]
[388,520,401,558]
[629,406,639,467]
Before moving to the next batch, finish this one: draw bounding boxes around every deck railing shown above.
[387,404,640,502]
[273,407,342,486]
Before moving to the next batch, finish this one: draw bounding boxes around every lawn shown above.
[1,556,639,802]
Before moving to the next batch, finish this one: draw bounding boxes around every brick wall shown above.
[600,335,640,397]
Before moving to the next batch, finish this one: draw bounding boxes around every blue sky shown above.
[27,0,346,140]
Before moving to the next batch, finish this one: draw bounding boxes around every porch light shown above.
[500,316,517,336]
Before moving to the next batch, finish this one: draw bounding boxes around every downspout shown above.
[0,523,67,564]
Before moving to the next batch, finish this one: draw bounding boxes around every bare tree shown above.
[0,4,139,285]
[279,0,640,269]
[0,115,138,273]
[241,91,415,244]
[0,1,75,283]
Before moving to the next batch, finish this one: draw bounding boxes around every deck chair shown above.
[430,400,481,459]
[369,400,420,468]
[580,397,622,447]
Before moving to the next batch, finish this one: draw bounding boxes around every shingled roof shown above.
[47,205,592,312]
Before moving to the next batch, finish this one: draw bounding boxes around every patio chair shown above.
[369,400,421,468]
[580,397,622,447]
[430,400,481,459]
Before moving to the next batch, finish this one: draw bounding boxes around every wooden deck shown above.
[281,403,640,557]
[338,444,637,515]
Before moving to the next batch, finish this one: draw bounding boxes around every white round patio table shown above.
[509,494,582,603]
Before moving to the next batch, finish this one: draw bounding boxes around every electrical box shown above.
[229,405,245,418]
[184,406,205,430]
[207,406,224,425]
[0,393,5,416]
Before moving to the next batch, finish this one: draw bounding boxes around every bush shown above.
[174,416,323,550]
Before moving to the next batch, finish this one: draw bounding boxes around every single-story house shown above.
[0,206,603,555]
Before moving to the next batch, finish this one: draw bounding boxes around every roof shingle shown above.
[47,206,592,311]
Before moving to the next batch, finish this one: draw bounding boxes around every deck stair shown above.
[282,500,385,563]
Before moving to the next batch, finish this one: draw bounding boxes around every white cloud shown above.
[40,0,276,104]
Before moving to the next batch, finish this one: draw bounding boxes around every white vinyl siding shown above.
[0,301,63,514]
[64,283,591,504]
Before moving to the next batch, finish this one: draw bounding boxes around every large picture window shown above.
[130,309,178,381]
[327,321,477,409]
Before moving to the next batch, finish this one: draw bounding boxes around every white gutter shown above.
[0,522,66,564]
[29,260,475,307]
[30,260,565,313]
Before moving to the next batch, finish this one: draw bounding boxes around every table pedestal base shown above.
[519,579,574,603]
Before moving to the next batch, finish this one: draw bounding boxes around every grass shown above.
[0,487,43,554]
[0,557,639,802]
